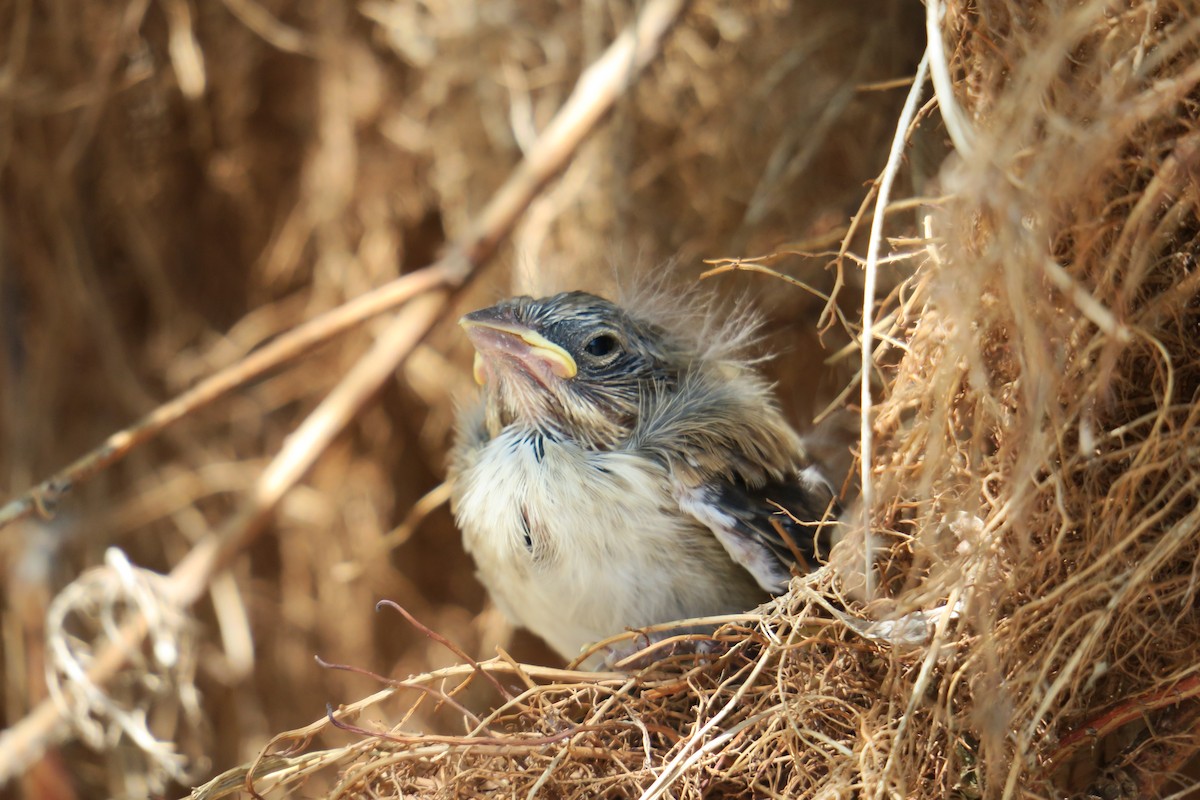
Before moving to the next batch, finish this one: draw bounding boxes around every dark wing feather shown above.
[679,468,839,593]
[629,365,843,592]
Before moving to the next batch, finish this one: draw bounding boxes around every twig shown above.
[860,48,930,607]
[700,259,832,303]
[0,265,448,530]
[376,599,514,702]
[377,480,452,549]
[1048,674,1200,765]
[0,0,692,783]
[1041,258,1130,343]
[925,0,974,155]
[325,704,599,749]
[315,657,488,731]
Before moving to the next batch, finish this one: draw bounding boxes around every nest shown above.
[2,0,1199,798]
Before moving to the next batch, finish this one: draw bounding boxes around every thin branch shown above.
[1048,674,1200,766]
[859,48,930,607]
[325,703,599,749]
[925,0,974,155]
[0,265,449,530]
[315,656,488,731]
[376,599,515,702]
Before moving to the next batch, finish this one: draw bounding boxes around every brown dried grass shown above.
[2,0,1198,797]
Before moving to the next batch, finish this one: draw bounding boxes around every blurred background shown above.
[0,1,924,795]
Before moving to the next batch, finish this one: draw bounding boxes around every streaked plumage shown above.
[450,290,838,665]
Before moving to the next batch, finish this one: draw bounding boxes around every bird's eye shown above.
[584,333,619,358]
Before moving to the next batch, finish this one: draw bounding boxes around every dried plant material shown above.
[44,549,206,794]
[4,0,1197,797]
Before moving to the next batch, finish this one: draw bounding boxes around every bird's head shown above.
[461,291,685,447]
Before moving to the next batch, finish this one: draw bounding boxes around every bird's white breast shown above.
[454,427,757,662]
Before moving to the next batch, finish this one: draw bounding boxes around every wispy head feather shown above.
[616,269,765,365]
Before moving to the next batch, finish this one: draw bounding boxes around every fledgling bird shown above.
[449,289,839,665]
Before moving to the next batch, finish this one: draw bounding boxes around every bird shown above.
[449,289,840,666]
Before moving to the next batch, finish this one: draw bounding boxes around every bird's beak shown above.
[460,312,578,386]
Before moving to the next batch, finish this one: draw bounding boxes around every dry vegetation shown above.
[1,0,1198,798]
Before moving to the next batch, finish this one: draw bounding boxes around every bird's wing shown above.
[677,466,839,593]
[628,368,843,592]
